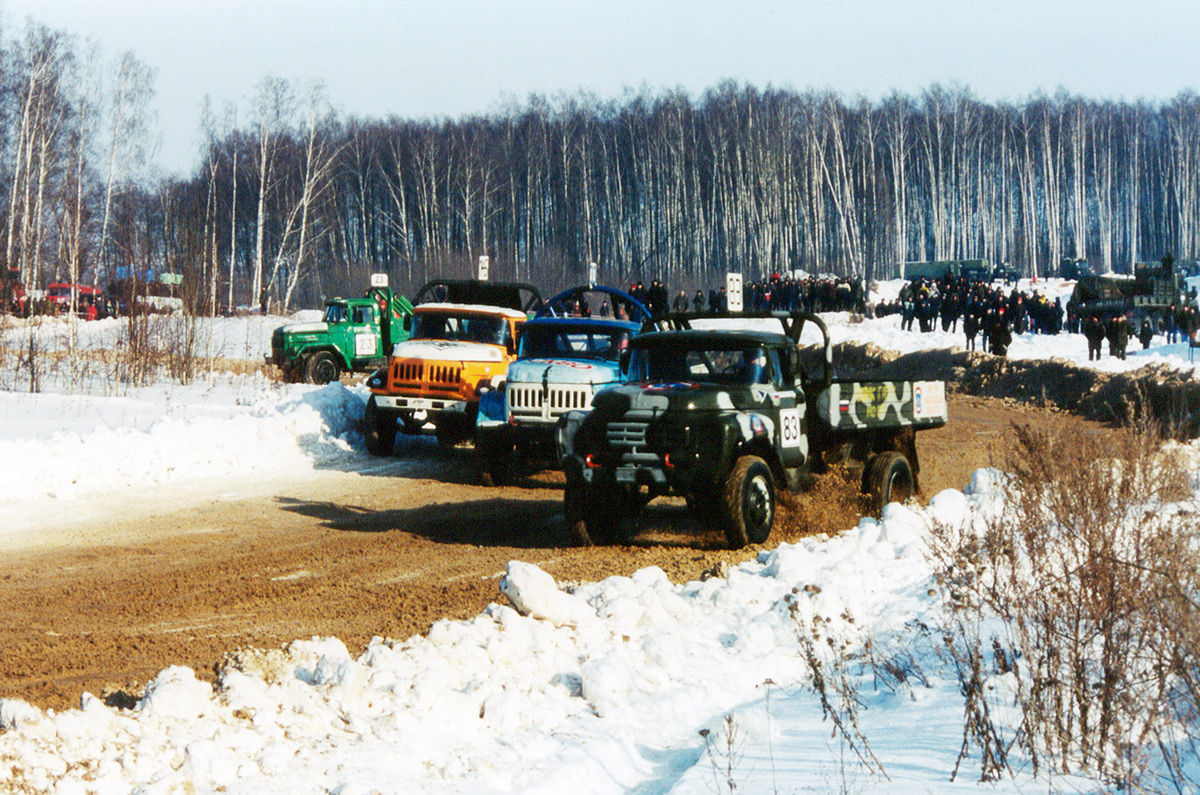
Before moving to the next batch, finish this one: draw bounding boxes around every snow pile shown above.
[0,380,365,506]
[0,481,1095,794]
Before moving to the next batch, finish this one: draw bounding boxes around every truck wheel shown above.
[476,434,512,487]
[722,455,775,549]
[364,396,397,456]
[866,451,914,513]
[306,351,341,384]
[566,484,632,546]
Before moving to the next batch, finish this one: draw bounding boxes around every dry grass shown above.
[927,415,1200,790]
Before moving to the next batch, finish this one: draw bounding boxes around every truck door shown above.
[772,348,806,467]
[351,305,381,361]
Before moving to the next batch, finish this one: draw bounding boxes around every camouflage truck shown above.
[363,279,542,454]
[557,311,948,548]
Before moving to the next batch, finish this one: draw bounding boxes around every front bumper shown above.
[373,394,469,414]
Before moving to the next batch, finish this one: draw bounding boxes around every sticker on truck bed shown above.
[913,381,947,420]
[779,407,801,447]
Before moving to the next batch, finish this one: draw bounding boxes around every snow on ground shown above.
[0,288,1196,793]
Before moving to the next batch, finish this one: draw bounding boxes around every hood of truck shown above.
[278,321,329,335]
[593,382,769,414]
[390,338,505,362]
[506,358,622,386]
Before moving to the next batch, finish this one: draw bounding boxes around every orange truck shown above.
[364,280,542,455]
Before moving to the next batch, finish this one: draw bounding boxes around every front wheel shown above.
[476,431,513,486]
[865,451,914,514]
[722,455,776,549]
[565,483,633,546]
[364,396,397,456]
[305,351,341,384]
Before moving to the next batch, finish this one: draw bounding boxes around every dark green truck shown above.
[268,276,413,384]
[557,311,948,548]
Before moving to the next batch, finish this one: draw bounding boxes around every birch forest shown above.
[5,20,1200,312]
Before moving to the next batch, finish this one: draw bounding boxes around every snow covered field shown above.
[0,281,1196,794]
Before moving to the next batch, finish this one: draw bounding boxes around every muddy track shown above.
[0,392,1110,712]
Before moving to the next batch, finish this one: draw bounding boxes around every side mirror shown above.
[619,349,631,376]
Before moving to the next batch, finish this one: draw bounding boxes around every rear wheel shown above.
[722,456,775,549]
[305,351,341,384]
[363,396,396,456]
[866,451,914,514]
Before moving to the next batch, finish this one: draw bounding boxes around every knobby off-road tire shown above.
[866,451,914,514]
[305,351,341,385]
[475,433,512,487]
[363,396,397,457]
[722,455,776,549]
[565,483,632,546]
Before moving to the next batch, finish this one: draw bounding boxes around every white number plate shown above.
[779,407,802,448]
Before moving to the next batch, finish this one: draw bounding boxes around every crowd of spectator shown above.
[621,271,1199,362]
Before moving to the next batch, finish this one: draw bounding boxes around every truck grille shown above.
[605,414,660,464]
[390,361,462,390]
[508,384,593,423]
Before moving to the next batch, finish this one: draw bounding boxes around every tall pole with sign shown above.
[726,272,743,312]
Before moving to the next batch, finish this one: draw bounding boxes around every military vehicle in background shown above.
[901,259,1018,283]
[1067,256,1195,321]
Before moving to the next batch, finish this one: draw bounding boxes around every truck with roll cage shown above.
[556,311,948,548]
[474,284,651,485]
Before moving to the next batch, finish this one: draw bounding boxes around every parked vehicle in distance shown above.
[364,279,542,455]
[558,311,948,548]
[474,285,650,485]
[268,275,414,384]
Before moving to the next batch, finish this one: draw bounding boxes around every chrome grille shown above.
[508,383,592,422]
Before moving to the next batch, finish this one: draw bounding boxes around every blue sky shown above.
[3,0,1198,177]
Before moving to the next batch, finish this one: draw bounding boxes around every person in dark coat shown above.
[1083,316,1106,360]
[1107,315,1129,360]
[693,290,705,312]
[647,279,669,320]
[1138,318,1155,350]
[962,305,980,351]
[987,309,1012,357]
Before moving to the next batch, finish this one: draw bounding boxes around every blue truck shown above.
[474,285,651,486]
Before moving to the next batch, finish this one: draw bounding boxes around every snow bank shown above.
[0,379,366,510]
[0,495,1016,794]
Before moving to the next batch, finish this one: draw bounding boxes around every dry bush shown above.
[927,415,1200,790]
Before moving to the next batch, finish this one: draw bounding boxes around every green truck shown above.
[269,275,414,384]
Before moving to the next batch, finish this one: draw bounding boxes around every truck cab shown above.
[270,282,412,384]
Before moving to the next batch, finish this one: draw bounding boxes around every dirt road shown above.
[0,394,1072,711]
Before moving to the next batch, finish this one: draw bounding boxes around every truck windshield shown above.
[322,303,349,324]
[411,311,511,346]
[519,325,630,361]
[629,344,773,385]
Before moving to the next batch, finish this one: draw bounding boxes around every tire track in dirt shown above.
[0,393,1112,711]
